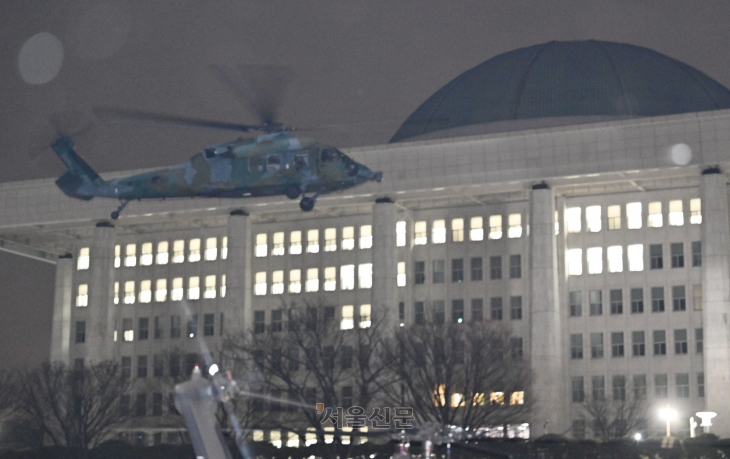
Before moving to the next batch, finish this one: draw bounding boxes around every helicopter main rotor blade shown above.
[28,110,95,159]
[212,64,292,125]
[93,106,263,133]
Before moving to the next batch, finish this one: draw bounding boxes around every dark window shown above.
[137,356,147,378]
[170,315,181,338]
[571,376,585,402]
[433,301,445,323]
[592,376,605,401]
[490,256,502,279]
[611,332,624,357]
[696,328,703,353]
[632,331,645,356]
[490,297,503,320]
[698,372,705,397]
[651,287,664,312]
[414,302,425,325]
[153,355,164,377]
[510,337,523,360]
[152,393,163,416]
[453,341,465,364]
[589,290,602,316]
[451,259,464,283]
[509,255,521,278]
[630,288,644,313]
[341,346,353,369]
[633,375,647,399]
[452,300,464,323]
[266,154,282,171]
[324,306,335,324]
[75,321,86,344]
[653,330,666,355]
[470,257,483,281]
[590,333,603,359]
[655,374,668,398]
[671,243,684,268]
[572,420,586,438]
[187,314,198,338]
[154,316,163,339]
[271,310,283,332]
[220,313,224,336]
[677,373,690,398]
[692,241,702,267]
[569,291,582,317]
[650,244,663,269]
[342,386,353,408]
[433,260,445,283]
[609,289,623,314]
[288,347,299,371]
[203,313,214,336]
[121,356,132,379]
[613,375,626,401]
[570,334,583,359]
[471,299,483,322]
[120,395,130,417]
[184,353,198,375]
[672,286,686,311]
[510,296,522,320]
[138,318,149,340]
[414,261,425,284]
[169,354,181,377]
[398,302,405,324]
[674,329,688,354]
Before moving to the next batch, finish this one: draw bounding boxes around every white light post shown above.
[659,406,678,437]
[696,412,717,434]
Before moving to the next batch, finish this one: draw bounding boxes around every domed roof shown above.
[391,40,730,143]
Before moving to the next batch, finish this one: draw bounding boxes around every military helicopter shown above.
[48,66,382,219]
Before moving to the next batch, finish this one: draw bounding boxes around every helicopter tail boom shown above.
[52,136,106,199]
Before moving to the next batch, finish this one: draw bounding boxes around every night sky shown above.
[2,0,730,369]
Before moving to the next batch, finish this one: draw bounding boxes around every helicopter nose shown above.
[374,171,382,182]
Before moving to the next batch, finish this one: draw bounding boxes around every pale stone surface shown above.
[50,256,73,364]
[86,224,116,362]
[226,212,252,332]
[372,200,397,322]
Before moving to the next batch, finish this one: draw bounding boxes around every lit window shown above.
[414,221,427,245]
[77,247,90,270]
[123,318,134,342]
[290,231,302,255]
[324,267,336,291]
[487,215,501,239]
[432,219,446,244]
[76,284,88,307]
[628,244,644,271]
[489,391,505,406]
[114,245,121,268]
[114,282,119,304]
[156,241,169,265]
[648,202,663,228]
[587,247,603,274]
[359,263,373,289]
[254,272,267,296]
[451,393,465,407]
[451,218,464,242]
[607,205,621,230]
[341,265,355,290]
[289,269,301,293]
[510,391,525,405]
[607,246,623,273]
[690,198,702,224]
[255,233,267,257]
[359,304,371,328]
[204,237,217,261]
[341,305,354,330]
[124,281,135,304]
[566,207,581,233]
[472,393,486,406]
[125,244,137,267]
[307,229,320,253]
[139,243,152,266]
[220,274,226,298]
[155,279,167,302]
[272,271,284,294]
[172,240,185,263]
[626,202,642,229]
[471,216,485,241]
[306,268,319,292]
[221,237,228,260]
[325,228,337,252]
[360,225,372,249]
[188,276,200,300]
[139,280,152,303]
[585,206,601,233]
[668,200,684,226]
[204,275,216,299]
[186,238,200,262]
[272,232,285,256]
[342,227,355,250]
[567,249,583,276]
[397,262,406,287]
[396,221,407,247]
[555,210,560,235]
[171,277,183,301]
[508,213,522,238]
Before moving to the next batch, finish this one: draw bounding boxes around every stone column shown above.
[226,210,252,332]
[86,222,116,363]
[50,254,73,364]
[371,198,398,322]
[528,184,566,435]
[700,169,730,437]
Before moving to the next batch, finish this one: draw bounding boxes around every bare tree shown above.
[12,361,132,458]
[582,380,647,439]
[382,320,531,431]
[0,369,14,422]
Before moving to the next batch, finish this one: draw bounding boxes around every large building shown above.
[3,40,730,440]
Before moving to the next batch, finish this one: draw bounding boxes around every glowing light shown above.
[209,364,219,376]
[670,143,692,165]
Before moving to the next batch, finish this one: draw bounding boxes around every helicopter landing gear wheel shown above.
[285,185,301,200]
[111,211,120,220]
[111,200,130,220]
[299,197,315,212]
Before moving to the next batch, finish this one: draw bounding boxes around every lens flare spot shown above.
[18,32,64,85]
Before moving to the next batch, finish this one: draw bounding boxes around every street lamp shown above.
[659,406,678,437]
[696,412,717,434]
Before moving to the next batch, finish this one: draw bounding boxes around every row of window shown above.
[410,298,524,324]
[254,264,376,295]
[571,372,704,403]
[568,285,701,317]
[75,314,224,344]
[565,198,701,234]
[414,255,522,285]
[75,275,227,307]
[569,328,702,360]
[566,241,700,275]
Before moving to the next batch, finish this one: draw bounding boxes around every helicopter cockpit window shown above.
[204,148,216,159]
[267,154,282,171]
[294,154,309,170]
[321,148,337,162]
[249,156,264,172]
